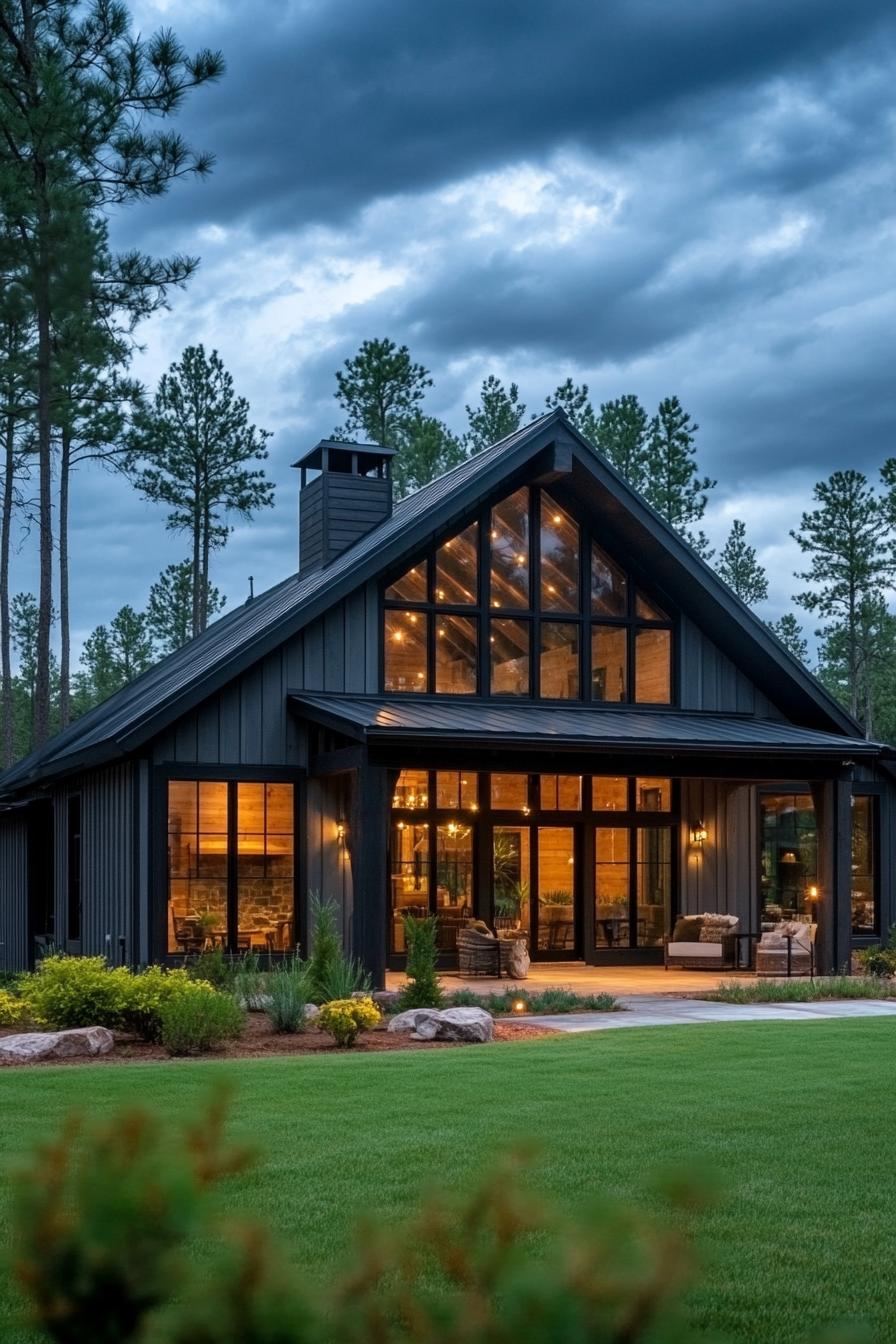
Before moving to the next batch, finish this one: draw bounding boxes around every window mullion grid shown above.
[226,781,238,955]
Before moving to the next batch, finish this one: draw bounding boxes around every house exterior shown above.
[0,409,892,985]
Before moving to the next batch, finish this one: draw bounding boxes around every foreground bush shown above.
[11,1097,710,1344]
[159,987,245,1055]
[317,996,380,1047]
[396,914,444,1009]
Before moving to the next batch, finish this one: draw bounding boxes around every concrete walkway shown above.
[518,995,896,1032]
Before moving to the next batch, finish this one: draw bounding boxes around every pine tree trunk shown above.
[200,498,211,633]
[34,251,54,747]
[1,406,14,768]
[191,463,202,639]
[58,425,71,728]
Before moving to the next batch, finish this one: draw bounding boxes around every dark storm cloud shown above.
[132,0,896,239]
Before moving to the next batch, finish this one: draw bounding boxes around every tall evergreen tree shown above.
[146,560,224,655]
[0,278,33,766]
[791,470,893,731]
[10,590,58,754]
[544,379,599,444]
[130,346,273,637]
[642,397,715,555]
[717,519,769,605]
[0,0,223,745]
[816,597,896,741]
[594,394,651,495]
[334,338,431,446]
[768,613,809,664]
[72,604,154,714]
[392,412,465,499]
[464,375,525,454]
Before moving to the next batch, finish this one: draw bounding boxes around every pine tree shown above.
[392,413,465,499]
[130,347,272,637]
[642,397,715,555]
[816,598,896,742]
[717,519,769,605]
[544,379,599,444]
[0,278,33,767]
[768,613,809,664]
[10,591,58,755]
[0,0,223,746]
[72,605,154,714]
[791,470,893,731]
[334,338,431,446]
[147,561,225,655]
[594,395,651,495]
[464,376,525,454]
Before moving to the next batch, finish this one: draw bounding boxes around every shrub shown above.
[20,955,132,1030]
[317,996,380,1047]
[709,976,896,1004]
[233,950,267,1009]
[0,987,29,1026]
[265,960,310,1033]
[306,892,343,1003]
[159,987,245,1056]
[397,914,444,1010]
[315,953,372,1003]
[120,967,215,1043]
[187,945,235,990]
[446,987,481,1007]
[444,987,619,1015]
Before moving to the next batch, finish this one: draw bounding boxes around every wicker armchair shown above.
[457,926,500,976]
[755,922,816,977]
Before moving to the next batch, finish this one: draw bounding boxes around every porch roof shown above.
[289,694,885,758]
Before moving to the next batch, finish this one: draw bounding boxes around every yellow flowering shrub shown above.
[0,987,28,1026]
[317,996,381,1047]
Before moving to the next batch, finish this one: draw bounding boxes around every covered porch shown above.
[295,694,882,988]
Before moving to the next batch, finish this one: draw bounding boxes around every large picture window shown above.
[759,792,817,925]
[383,487,674,702]
[167,779,295,955]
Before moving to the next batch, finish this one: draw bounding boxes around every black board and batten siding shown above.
[679,615,785,719]
[0,815,28,971]
[51,765,135,963]
[300,474,392,574]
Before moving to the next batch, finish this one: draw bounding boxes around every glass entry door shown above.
[492,823,579,959]
[595,824,673,953]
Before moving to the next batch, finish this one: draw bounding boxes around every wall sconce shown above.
[336,818,347,845]
[690,820,707,848]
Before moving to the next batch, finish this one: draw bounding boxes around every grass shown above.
[707,974,896,1003]
[2,1021,896,1342]
[445,986,620,1013]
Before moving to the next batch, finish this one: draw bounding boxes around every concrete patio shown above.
[385,962,758,998]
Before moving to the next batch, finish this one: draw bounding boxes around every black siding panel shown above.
[0,815,28,970]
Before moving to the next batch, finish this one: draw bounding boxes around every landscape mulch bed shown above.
[0,1012,559,1067]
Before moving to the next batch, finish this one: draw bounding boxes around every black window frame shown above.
[381,483,676,705]
[66,793,82,944]
[850,791,880,939]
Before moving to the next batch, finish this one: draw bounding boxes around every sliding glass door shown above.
[595,824,673,953]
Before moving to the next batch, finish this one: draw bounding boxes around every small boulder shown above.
[388,1007,493,1043]
[504,940,530,980]
[0,1026,114,1064]
[371,990,402,1013]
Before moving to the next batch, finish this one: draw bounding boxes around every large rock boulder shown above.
[371,990,402,1013]
[388,1007,493,1043]
[0,1026,114,1064]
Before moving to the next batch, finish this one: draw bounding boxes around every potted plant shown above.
[494,880,529,931]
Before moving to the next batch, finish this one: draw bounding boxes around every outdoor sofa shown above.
[664,913,740,971]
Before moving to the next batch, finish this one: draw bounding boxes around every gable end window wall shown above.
[383,486,674,703]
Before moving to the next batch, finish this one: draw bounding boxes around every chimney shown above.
[292,440,395,575]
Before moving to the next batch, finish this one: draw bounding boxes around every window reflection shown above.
[595,827,630,948]
[540,775,582,810]
[540,496,579,612]
[435,615,477,694]
[436,771,478,809]
[384,610,428,693]
[592,626,627,702]
[490,487,530,609]
[236,783,295,952]
[540,622,579,699]
[436,822,474,951]
[851,795,877,935]
[636,591,669,621]
[168,780,228,955]
[491,773,529,810]
[391,822,430,952]
[490,618,530,694]
[759,793,817,924]
[436,524,478,605]
[393,770,429,808]
[592,544,627,617]
[636,826,671,947]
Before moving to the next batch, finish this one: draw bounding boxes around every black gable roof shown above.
[0,409,868,795]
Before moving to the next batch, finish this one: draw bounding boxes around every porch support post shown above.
[349,761,392,990]
[812,771,853,975]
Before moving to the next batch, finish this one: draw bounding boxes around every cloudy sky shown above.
[14,0,896,659]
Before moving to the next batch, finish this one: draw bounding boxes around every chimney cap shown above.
[291,438,397,471]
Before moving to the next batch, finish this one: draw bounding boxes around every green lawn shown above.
[2,1020,896,1343]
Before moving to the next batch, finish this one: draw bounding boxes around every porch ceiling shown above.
[289,694,885,758]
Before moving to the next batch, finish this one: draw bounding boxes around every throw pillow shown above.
[672,916,703,943]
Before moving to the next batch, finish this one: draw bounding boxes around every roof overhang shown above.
[289,694,887,760]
